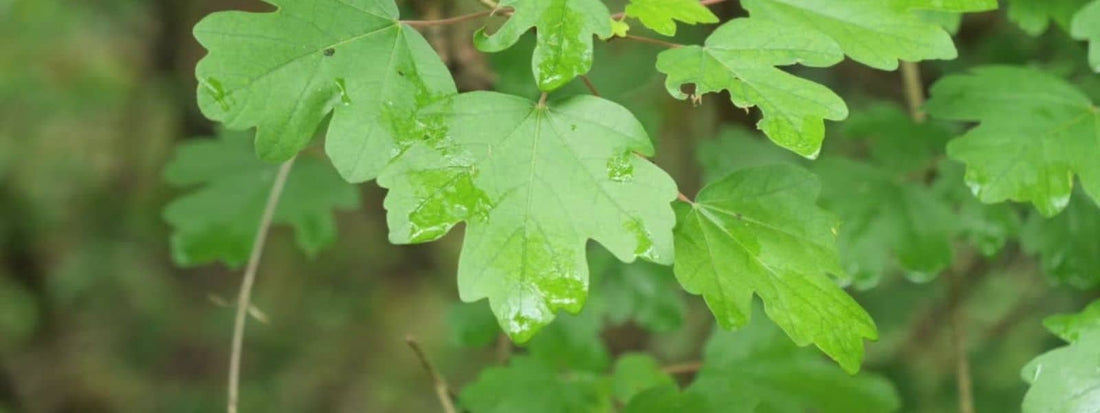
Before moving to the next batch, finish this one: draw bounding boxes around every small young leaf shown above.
[926,66,1100,217]
[459,356,610,413]
[474,0,612,91]
[1071,0,1100,72]
[1043,300,1100,343]
[672,164,877,373]
[526,309,610,373]
[624,0,718,36]
[379,92,677,343]
[623,385,707,413]
[193,0,456,180]
[446,301,500,348]
[163,133,360,267]
[611,354,676,403]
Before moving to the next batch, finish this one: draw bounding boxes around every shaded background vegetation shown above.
[2,0,1099,411]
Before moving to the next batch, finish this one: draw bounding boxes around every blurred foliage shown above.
[2,0,1099,412]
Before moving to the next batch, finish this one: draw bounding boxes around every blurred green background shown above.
[2,0,1099,412]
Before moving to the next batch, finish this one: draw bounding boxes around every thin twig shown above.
[227,157,296,413]
[611,0,728,19]
[900,61,927,123]
[661,361,703,375]
[537,92,549,107]
[402,10,495,27]
[580,75,601,97]
[949,269,975,413]
[677,192,694,204]
[495,333,513,363]
[621,34,681,48]
[406,336,458,413]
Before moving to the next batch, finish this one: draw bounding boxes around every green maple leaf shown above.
[818,159,957,286]
[611,354,676,403]
[460,356,610,413]
[1072,0,1100,72]
[817,106,958,285]
[1006,0,1092,35]
[193,0,456,182]
[656,18,848,158]
[624,0,718,36]
[685,316,900,412]
[379,92,677,342]
[163,133,360,268]
[593,253,685,333]
[925,66,1100,217]
[1043,301,1100,342]
[1022,302,1100,413]
[672,164,877,373]
[739,0,967,70]
[474,0,612,92]
[1022,194,1100,289]
[893,0,997,12]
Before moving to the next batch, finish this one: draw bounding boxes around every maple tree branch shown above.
[406,336,458,413]
[661,361,703,375]
[402,10,495,27]
[227,156,296,413]
[620,34,681,48]
[580,75,601,97]
[900,61,927,123]
[948,268,975,413]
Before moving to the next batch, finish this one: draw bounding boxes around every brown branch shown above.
[580,75,601,97]
[900,61,927,123]
[402,10,495,27]
[621,34,681,48]
[948,269,974,413]
[661,361,703,375]
[406,336,458,413]
[495,333,513,364]
[228,157,296,413]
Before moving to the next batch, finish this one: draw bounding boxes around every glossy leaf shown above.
[672,164,877,373]
[926,66,1100,217]
[656,18,848,158]
[193,0,456,181]
[1022,194,1100,289]
[474,0,612,91]
[1071,0,1100,72]
[460,356,610,413]
[163,133,360,267]
[379,92,677,342]
[686,316,900,412]
[624,0,718,36]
